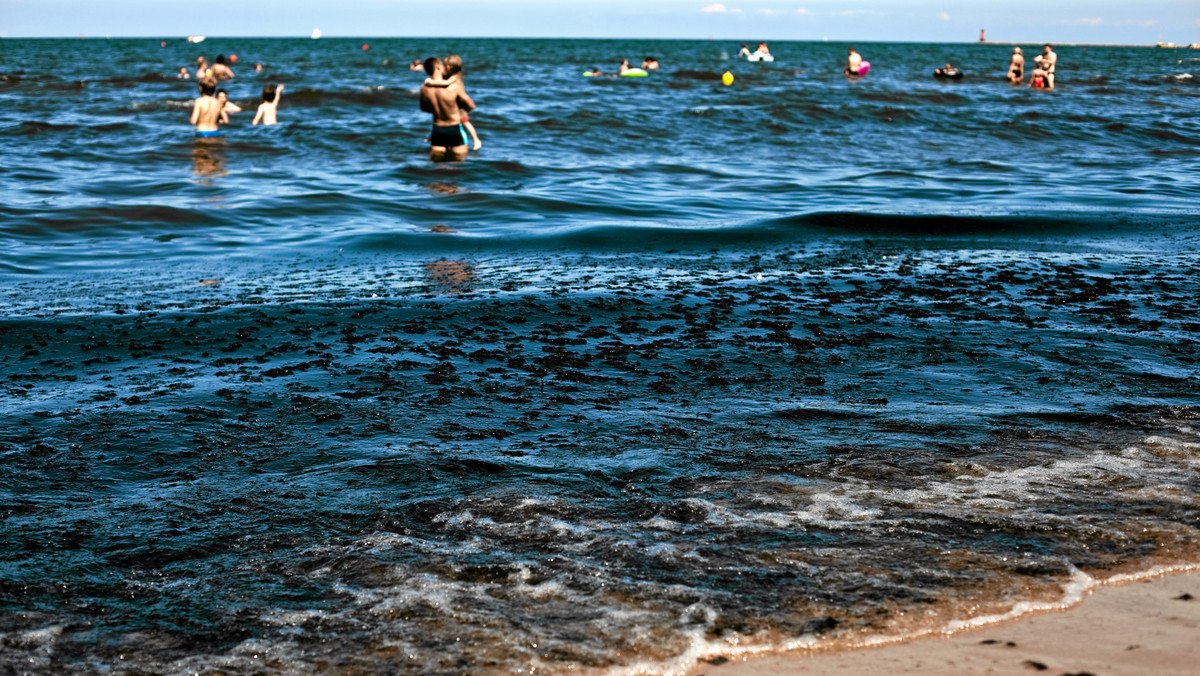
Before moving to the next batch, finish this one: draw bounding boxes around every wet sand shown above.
[687,570,1200,676]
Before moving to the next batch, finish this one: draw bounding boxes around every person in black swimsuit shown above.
[1006,46,1024,84]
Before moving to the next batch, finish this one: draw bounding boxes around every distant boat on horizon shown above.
[187,35,205,43]
[311,28,322,39]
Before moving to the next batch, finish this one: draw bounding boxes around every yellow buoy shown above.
[722,71,734,86]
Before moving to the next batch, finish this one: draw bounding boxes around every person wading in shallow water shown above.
[1033,43,1057,89]
[418,56,475,162]
[1006,46,1025,84]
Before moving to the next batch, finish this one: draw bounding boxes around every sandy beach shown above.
[687,570,1200,676]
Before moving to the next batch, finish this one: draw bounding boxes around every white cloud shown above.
[701,3,727,12]
[760,8,775,15]
[938,12,950,21]
[1079,17,1103,26]
[838,9,881,17]
[796,8,811,15]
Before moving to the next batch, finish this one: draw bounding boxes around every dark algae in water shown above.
[1,37,1199,674]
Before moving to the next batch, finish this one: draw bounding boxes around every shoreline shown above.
[681,566,1200,676]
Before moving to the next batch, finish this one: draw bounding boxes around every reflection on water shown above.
[426,181,462,195]
[425,259,476,293]
[191,140,227,179]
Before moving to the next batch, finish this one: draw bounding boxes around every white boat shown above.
[311,28,322,39]
[187,35,205,43]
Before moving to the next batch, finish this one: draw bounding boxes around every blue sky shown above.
[3,0,1197,44]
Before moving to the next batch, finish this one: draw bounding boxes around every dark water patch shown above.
[1150,147,1200,157]
[101,72,177,85]
[77,178,196,199]
[671,69,722,81]
[1143,127,1200,145]
[913,91,968,105]
[796,103,846,120]
[0,121,78,136]
[858,91,911,103]
[2,204,216,238]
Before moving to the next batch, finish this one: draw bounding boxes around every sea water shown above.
[1,37,1198,674]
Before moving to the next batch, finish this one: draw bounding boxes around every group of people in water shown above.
[935,43,1058,87]
[1006,43,1058,88]
[187,42,1062,158]
[584,57,660,78]
[187,53,284,137]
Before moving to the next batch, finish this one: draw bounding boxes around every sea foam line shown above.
[609,561,1200,676]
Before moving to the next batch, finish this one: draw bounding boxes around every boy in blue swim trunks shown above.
[190,76,222,138]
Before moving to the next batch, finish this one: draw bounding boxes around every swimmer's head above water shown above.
[423,56,443,77]
[198,76,216,97]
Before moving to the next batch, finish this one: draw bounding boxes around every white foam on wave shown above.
[604,424,1200,675]
[695,490,883,531]
[605,562,1200,675]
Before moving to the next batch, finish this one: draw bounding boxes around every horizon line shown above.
[0,34,1175,48]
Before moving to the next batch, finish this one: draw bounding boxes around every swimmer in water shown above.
[1029,66,1049,89]
[736,43,751,58]
[642,56,660,70]
[618,59,632,75]
[419,56,474,162]
[844,47,863,76]
[212,54,235,80]
[1033,43,1057,89]
[442,55,482,150]
[190,75,222,138]
[1006,46,1024,84]
[409,58,425,71]
[216,89,242,125]
[934,63,962,78]
[424,55,482,151]
[251,83,283,125]
[177,66,190,79]
[195,56,210,79]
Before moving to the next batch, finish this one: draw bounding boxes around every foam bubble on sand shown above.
[941,566,1094,633]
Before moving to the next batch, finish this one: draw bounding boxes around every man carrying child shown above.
[418,55,480,162]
